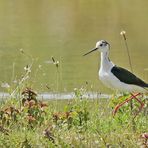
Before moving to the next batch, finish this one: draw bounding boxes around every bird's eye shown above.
[100,44,103,46]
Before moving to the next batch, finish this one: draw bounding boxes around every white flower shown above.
[24,65,31,73]
[95,140,99,144]
[13,80,17,84]
[19,48,24,53]
[22,75,29,81]
[38,65,42,69]
[120,30,126,35]
[74,88,77,91]
[54,61,59,65]
[1,82,10,88]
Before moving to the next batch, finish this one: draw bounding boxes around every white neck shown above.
[100,51,114,71]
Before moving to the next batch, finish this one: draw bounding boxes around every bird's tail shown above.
[144,84,148,94]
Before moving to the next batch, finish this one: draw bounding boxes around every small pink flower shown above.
[141,133,148,139]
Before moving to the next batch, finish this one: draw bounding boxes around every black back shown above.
[111,66,148,87]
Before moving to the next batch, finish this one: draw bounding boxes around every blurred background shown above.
[0,0,148,93]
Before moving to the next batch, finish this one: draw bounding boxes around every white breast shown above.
[99,68,116,89]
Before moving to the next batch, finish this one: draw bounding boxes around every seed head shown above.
[19,48,24,54]
[120,30,126,40]
[120,31,126,35]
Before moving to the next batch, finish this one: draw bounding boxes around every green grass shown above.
[0,88,147,148]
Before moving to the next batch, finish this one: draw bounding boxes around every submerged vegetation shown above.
[0,86,147,147]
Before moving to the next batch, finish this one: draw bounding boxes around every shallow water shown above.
[0,1,148,94]
[0,92,110,100]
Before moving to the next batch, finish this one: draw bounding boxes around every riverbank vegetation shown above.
[0,87,147,147]
[0,52,148,147]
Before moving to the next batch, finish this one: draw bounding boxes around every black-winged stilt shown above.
[83,40,148,115]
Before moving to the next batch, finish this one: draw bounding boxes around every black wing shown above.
[111,66,148,87]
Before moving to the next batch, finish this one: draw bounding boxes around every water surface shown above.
[0,0,148,94]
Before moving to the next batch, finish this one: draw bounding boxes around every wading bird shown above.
[83,40,148,115]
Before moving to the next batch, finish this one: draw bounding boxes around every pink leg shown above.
[113,93,141,116]
[131,93,144,118]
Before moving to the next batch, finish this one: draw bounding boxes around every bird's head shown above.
[83,40,110,56]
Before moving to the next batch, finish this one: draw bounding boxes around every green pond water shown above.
[0,0,148,94]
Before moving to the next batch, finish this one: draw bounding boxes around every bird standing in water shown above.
[83,40,148,115]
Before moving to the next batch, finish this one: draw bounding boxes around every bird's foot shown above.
[113,93,144,117]
[133,103,144,119]
[113,95,133,116]
[113,104,122,116]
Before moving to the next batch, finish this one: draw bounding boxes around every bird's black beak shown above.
[83,48,98,56]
